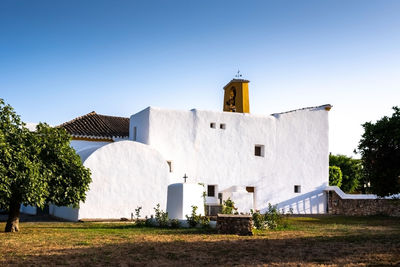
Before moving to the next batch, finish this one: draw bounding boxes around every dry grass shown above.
[1,216,400,266]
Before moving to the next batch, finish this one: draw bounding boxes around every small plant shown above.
[134,206,145,227]
[144,215,154,227]
[200,216,210,228]
[198,183,207,215]
[222,198,236,214]
[145,215,154,227]
[250,209,267,230]
[251,204,291,230]
[186,205,201,227]
[154,204,169,228]
[170,219,181,228]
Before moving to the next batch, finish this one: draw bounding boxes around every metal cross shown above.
[183,173,188,183]
[235,69,242,78]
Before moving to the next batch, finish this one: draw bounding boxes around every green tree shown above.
[329,154,362,193]
[0,99,91,232]
[357,107,400,197]
[329,166,342,187]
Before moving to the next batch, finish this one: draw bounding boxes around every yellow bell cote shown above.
[223,79,250,113]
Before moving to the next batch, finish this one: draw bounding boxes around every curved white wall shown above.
[77,140,170,220]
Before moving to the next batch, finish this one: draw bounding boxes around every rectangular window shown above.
[254,145,264,157]
[210,122,216,128]
[167,161,173,172]
[207,185,215,197]
[246,186,254,193]
[220,123,226,129]
[133,127,137,141]
[294,185,301,193]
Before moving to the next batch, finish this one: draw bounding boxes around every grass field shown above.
[1,216,400,266]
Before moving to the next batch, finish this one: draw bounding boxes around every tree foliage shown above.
[329,166,342,187]
[0,99,91,232]
[329,154,362,193]
[357,107,400,197]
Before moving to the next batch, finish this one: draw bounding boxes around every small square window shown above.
[220,123,226,129]
[207,185,215,197]
[210,122,216,128]
[294,185,301,193]
[167,161,173,172]
[254,145,264,157]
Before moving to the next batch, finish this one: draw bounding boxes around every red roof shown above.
[59,111,129,139]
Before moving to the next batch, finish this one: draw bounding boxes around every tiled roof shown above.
[58,111,129,139]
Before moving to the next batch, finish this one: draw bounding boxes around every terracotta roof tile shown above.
[58,111,129,139]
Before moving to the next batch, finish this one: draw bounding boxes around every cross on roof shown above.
[235,69,242,78]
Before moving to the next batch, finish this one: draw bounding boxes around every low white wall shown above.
[167,183,205,220]
[49,205,79,221]
[20,205,37,215]
[324,186,400,200]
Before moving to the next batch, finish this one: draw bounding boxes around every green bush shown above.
[200,216,210,229]
[145,216,154,227]
[169,219,181,228]
[251,204,291,230]
[329,166,343,187]
[154,203,169,228]
[251,209,267,230]
[134,206,145,227]
[222,198,236,214]
[186,205,201,227]
[329,154,362,193]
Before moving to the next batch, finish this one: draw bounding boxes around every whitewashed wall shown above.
[51,140,170,221]
[166,183,205,220]
[80,140,170,220]
[131,106,330,214]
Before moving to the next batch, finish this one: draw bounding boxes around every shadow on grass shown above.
[20,223,218,235]
[3,233,400,266]
[291,215,400,226]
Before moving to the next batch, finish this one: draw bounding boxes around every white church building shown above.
[35,79,333,221]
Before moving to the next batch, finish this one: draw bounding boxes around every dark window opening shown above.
[294,185,301,193]
[220,123,226,129]
[246,186,254,193]
[207,185,215,197]
[255,145,264,157]
[210,122,216,128]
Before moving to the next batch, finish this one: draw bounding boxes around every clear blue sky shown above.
[1,0,400,157]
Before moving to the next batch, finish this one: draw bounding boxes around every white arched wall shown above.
[77,140,170,220]
[50,140,170,221]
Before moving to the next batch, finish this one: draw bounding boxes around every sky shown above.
[1,0,400,157]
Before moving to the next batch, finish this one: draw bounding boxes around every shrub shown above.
[222,198,236,214]
[329,166,343,187]
[169,219,181,228]
[186,205,201,228]
[200,216,210,229]
[154,203,169,228]
[250,209,267,230]
[251,204,291,230]
[145,216,154,227]
[134,206,145,227]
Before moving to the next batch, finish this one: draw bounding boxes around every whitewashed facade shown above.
[50,104,333,221]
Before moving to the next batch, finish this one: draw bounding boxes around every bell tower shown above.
[223,78,250,113]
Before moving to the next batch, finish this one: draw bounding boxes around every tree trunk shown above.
[5,200,21,232]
